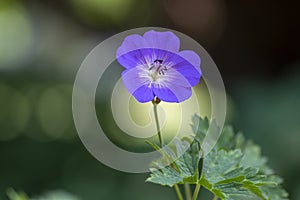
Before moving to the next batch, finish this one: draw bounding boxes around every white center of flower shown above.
[148,59,167,82]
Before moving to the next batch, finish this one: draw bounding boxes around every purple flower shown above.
[116,30,201,103]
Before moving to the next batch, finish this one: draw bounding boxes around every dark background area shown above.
[0,0,300,199]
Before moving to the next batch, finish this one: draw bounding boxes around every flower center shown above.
[148,59,167,82]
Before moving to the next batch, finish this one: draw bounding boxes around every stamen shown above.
[154,59,163,64]
[158,66,167,75]
[148,59,168,82]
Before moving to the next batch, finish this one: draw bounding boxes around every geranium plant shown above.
[8,30,288,200]
[117,30,289,200]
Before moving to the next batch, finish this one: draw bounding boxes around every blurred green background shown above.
[0,0,300,199]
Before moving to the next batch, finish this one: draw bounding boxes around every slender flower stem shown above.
[153,103,164,146]
[184,183,192,200]
[174,184,184,200]
[212,196,218,200]
[192,184,201,200]
[152,99,183,200]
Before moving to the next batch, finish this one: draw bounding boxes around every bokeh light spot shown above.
[0,1,33,69]
[36,85,75,140]
[70,0,134,26]
[0,84,30,141]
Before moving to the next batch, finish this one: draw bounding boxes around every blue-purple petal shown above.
[153,85,192,103]
[116,34,148,58]
[117,48,175,69]
[132,85,155,103]
[117,49,148,69]
[172,50,202,86]
[153,68,193,102]
[121,66,154,102]
[178,50,201,68]
[116,31,181,69]
[116,34,149,69]
[121,66,149,93]
[143,30,180,53]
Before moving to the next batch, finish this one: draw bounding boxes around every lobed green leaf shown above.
[147,115,289,200]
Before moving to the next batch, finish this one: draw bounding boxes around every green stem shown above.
[212,196,218,200]
[184,183,192,200]
[174,184,184,200]
[192,184,201,200]
[153,102,182,199]
[153,103,164,146]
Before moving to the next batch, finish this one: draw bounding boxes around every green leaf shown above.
[212,125,273,175]
[199,149,269,200]
[7,188,29,200]
[146,139,201,187]
[147,115,289,200]
[214,126,236,150]
[201,149,243,184]
[191,114,209,144]
[7,189,80,200]
[260,185,289,200]
[240,142,273,175]
[196,116,289,200]
[31,190,81,200]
